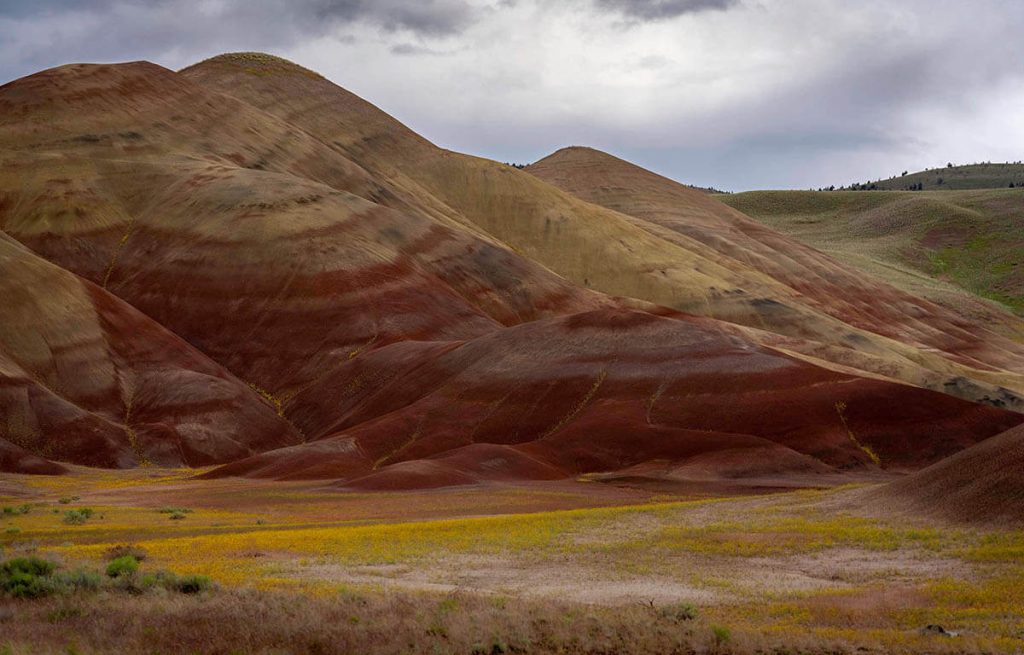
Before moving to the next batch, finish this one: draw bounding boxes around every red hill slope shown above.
[181,54,1024,412]
[207,307,1020,485]
[0,60,607,410]
[0,233,299,470]
[876,423,1024,525]
[0,54,1021,485]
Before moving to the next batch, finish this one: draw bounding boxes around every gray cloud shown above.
[0,0,476,35]
[390,43,456,56]
[592,0,738,20]
[1,0,1023,190]
[0,0,478,84]
[305,0,478,36]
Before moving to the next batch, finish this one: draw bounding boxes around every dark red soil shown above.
[1,59,1022,487]
[877,423,1024,525]
[0,438,66,475]
[208,307,1021,486]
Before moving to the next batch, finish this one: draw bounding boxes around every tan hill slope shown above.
[529,147,1024,404]
[181,54,1024,412]
[0,53,1021,486]
[721,189,1024,319]
[0,60,609,402]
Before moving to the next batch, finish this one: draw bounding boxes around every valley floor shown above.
[1,469,1022,654]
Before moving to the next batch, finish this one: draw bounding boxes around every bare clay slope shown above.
[182,55,1024,411]
[526,147,1024,405]
[0,233,299,470]
[209,307,1020,485]
[875,423,1024,525]
[2,55,1021,485]
[0,60,609,420]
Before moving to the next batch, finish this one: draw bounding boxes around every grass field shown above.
[720,189,1024,326]
[2,469,1024,653]
[852,162,1024,191]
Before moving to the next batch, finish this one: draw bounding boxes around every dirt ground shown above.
[2,467,1023,653]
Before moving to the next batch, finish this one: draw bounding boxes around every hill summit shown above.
[0,53,1022,488]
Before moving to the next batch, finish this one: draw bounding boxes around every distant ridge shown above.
[839,162,1024,191]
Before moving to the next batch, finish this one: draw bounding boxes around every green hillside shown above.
[720,189,1024,327]
[845,162,1024,191]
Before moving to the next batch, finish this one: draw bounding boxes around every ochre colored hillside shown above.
[0,60,608,403]
[0,54,1021,487]
[180,57,1024,411]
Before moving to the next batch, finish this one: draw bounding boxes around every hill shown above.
[874,422,1024,525]
[846,162,1024,191]
[182,57,1024,412]
[0,232,300,471]
[720,189,1024,320]
[0,53,1021,486]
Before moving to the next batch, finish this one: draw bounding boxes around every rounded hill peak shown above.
[181,52,323,79]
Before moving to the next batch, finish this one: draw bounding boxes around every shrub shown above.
[1,505,31,516]
[2,557,56,577]
[168,512,187,520]
[711,624,732,649]
[137,570,212,594]
[63,509,94,525]
[106,556,139,578]
[139,570,177,591]
[1,557,58,598]
[174,575,212,594]
[55,569,102,592]
[58,496,80,505]
[662,602,698,622]
[2,571,53,598]
[157,507,192,514]
[105,545,148,562]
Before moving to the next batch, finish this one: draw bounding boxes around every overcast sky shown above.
[2,0,1023,190]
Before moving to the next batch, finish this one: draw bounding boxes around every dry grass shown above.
[0,588,718,655]
[721,188,1024,322]
[3,470,1024,653]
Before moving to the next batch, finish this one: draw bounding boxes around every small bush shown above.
[58,496,80,505]
[157,507,192,515]
[1,505,31,516]
[711,624,732,650]
[1,557,58,599]
[174,574,212,594]
[106,556,139,578]
[139,570,176,590]
[63,509,94,525]
[105,545,148,562]
[55,569,102,592]
[2,557,56,577]
[47,605,83,622]
[168,512,187,520]
[662,602,698,622]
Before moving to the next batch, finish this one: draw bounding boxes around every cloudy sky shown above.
[2,0,1023,190]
